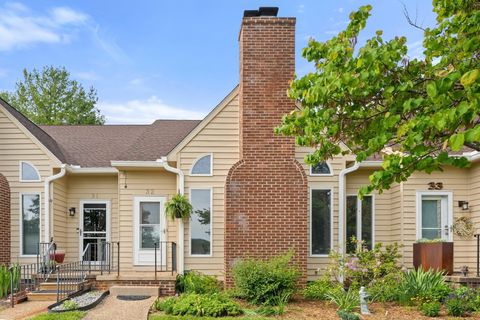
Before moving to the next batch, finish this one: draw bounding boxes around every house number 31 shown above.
[428,182,443,190]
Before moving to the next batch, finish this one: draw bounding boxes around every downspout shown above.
[158,158,185,274]
[338,162,360,256]
[44,164,66,243]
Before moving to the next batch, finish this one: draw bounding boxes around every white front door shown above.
[79,200,110,262]
[417,192,453,241]
[133,197,166,265]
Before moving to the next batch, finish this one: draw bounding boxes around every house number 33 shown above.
[428,182,443,190]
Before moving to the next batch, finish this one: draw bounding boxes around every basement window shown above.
[190,154,212,176]
[310,162,332,176]
[20,161,41,182]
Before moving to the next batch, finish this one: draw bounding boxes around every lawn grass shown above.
[29,311,86,320]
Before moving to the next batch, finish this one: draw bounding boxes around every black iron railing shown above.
[81,241,120,277]
[56,261,87,302]
[154,241,177,278]
[37,241,57,281]
[475,234,480,277]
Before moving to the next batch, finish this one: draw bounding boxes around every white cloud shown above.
[129,78,144,86]
[50,7,88,25]
[297,4,305,13]
[99,96,206,124]
[338,7,344,13]
[407,40,424,60]
[75,71,99,81]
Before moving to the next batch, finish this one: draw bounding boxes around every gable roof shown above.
[0,97,66,163]
[41,120,200,167]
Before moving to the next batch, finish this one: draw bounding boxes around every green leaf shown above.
[449,133,465,151]
[426,82,437,98]
[460,69,479,87]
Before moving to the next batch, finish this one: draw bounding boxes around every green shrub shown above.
[398,268,451,305]
[304,277,343,300]
[367,271,404,302]
[62,300,79,311]
[445,297,467,317]
[336,310,360,320]
[154,293,242,317]
[328,240,402,289]
[232,249,300,305]
[326,288,359,313]
[420,301,441,317]
[175,271,219,294]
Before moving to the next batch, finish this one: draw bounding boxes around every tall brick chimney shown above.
[225,7,308,285]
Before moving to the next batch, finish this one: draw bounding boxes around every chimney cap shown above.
[243,7,279,18]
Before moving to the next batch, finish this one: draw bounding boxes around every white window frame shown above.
[309,187,334,257]
[190,153,213,176]
[189,187,213,257]
[309,161,333,176]
[416,191,453,242]
[19,161,41,182]
[346,194,375,250]
[19,192,41,257]
[78,200,111,261]
[133,196,166,266]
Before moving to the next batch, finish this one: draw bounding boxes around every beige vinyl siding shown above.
[179,95,239,278]
[468,162,480,272]
[0,108,57,264]
[117,170,176,272]
[52,175,68,251]
[65,175,118,262]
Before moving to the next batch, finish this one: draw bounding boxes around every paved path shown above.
[83,295,156,320]
[0,301,51,320]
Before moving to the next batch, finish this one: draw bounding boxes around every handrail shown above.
[81,241,120,275]
[56,261,87,302]
[154,241,177,277]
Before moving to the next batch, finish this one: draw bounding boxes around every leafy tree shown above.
[275,1,480,196]
[0,66,105,125]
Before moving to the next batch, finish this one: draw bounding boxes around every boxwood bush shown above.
[232,249,300,305]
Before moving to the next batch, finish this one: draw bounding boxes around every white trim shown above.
[78,200,111,261]
[346,194,375,250]
[19,161,41,182]
[188,187,213,257]
[189,153,213,177]
[309,161,334,176]
[133,196,167,266]
[416,191,453,242]
[19,192,41,257]
[309,187,334,257]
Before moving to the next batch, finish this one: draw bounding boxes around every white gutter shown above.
[66,166,118,174]
[338,160,382,255]
[44,164,66,243]
[158,157,185,274]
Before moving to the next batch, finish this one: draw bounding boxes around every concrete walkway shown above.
[83,295,156,320]
[0,301,51,320]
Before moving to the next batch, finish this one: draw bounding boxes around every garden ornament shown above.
[359,286,370,315]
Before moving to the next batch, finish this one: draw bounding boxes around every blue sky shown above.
[0,1,436,124]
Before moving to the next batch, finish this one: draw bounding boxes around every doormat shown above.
[117,295,151,301]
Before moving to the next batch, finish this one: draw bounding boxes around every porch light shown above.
[458,201,469,211]
[68,207,76,216]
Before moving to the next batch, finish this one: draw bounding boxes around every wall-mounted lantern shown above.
[458,201,469,211]
[68,207,76,217]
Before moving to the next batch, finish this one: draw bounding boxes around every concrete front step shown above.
[109,286,160,297]
[39,281,89,291]
[28,290,74,301]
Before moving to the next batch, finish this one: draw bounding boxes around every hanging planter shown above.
[165,194,193,221]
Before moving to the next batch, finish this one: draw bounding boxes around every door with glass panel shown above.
[80,201,109,262]
[346,195,373,253]
[418,195,451,241]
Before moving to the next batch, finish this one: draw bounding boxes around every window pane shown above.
[191,189,211,255]
[140,202,160,224]
[83,206,107,232]
[422,199,441,229]
[361,196,373,250]
[311,162,331,175]
[346,196,357,254]
[22,194,40,255]
[191,155,211,175]
[21,162,40,181]
[422,229,442,239]
[311,190,331,255]
[141,226,160,249]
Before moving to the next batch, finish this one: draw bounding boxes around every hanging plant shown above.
[165,194,193,221]
[452,216,475,239]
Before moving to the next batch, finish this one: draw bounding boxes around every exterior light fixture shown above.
[458,201,469,211]
[68,207,76,216]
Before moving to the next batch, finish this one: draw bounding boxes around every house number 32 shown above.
[428,182,443,190]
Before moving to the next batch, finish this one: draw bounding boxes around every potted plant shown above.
[49,250,66,264]
[413,239,453,275]
[165,194,193,220]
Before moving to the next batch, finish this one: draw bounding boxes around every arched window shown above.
[20,162,41,182]
[310,161,332,176]
[190,154,212,176]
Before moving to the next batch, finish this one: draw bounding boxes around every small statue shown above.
[359,286,370,315]
[461,265,469,277]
